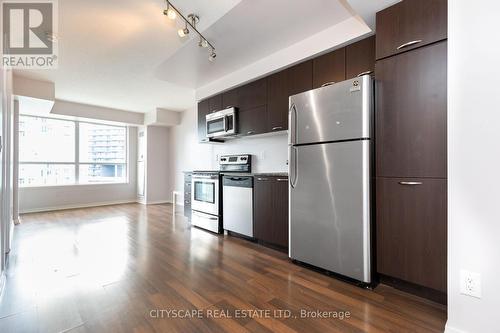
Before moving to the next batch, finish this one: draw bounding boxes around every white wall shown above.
[144,126,170,204]
[13,76,54,101]
[19,127,138,213]
[446,1,500,332]
[167,106,288,199]
[51,100,144,125]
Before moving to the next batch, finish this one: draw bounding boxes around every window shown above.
[19,115,128,187]
[78,123,127,184]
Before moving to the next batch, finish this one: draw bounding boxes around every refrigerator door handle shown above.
[289,103,298,145]
[290,146,298,188]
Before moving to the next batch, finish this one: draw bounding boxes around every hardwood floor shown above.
[0,204,446,332]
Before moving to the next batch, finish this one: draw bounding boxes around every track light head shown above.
[178,27,189,37]
[198,38,208,48]
[208,50,216,62]
[164,3,177,20]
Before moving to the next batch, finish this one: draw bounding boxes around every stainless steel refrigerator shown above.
[288,75,373,283]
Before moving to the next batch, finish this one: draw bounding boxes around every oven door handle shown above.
[193,175,218,180]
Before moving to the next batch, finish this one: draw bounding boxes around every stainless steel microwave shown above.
[206,107,237,138]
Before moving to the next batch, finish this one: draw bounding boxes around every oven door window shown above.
[207,118,225,135]
[194,181,215,203]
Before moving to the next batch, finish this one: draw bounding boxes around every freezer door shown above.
[289,75,372,145]
[289,140,371,283]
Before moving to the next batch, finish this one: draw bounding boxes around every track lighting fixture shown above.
[163,1,217,61]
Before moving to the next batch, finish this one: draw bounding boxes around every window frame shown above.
[19,114,129,188]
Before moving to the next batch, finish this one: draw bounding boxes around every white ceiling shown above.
[14,0,392,114]
[155,0,353,89]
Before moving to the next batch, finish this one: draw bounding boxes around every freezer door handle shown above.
[289,146,298,188]
[289,103,297,145]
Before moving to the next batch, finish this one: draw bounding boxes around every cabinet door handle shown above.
[277,178,288,182]
[396,40,422,50]
[272,126,283,131]
[398,181,423,186]
[321,82,335,87]
[247,131,254,135]
[357,70,373,77]
[257,178,269,181]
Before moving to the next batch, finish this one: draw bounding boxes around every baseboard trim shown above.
[379,274,447,305]
[145,200,172,205]
[19,199,138,214]
[445,323,467,333]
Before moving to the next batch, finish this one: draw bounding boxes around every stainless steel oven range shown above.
[191,154,251,233]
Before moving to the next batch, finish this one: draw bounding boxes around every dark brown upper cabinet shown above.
[267,61,312,132]
[287,60,313,96]
[238,105,267,136]
[238,78,267,110]
[222,78,267,111]
[254,176,289,249]
[222,89,238,109]
[312,48,346,89]
[376,41,447,178]
[376,177,447,292]
[207,94,222,113]
[346,36,376,79]
[376,0,447,60]
[197,99,210,142]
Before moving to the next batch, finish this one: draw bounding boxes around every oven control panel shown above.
[219,154,252,173]
[219,154,250,165]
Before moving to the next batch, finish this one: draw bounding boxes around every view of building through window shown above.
[19,115,127,187]
[79,123,127,184]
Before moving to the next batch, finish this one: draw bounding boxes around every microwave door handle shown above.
[224,116,228,132]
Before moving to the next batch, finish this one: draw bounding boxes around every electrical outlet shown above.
[460,269,482,298]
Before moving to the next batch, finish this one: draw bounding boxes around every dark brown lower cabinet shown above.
[254,176,289,249]
[376,177,447,293]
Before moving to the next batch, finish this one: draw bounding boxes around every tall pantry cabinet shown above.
[375,0,448,303]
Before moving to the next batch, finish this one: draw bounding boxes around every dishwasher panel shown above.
[223,176,253,237]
